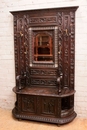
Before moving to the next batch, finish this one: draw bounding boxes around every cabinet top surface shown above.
[10,6,78,14]
[13,87,75,97]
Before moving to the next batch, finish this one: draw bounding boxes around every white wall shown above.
[0,0,87,117]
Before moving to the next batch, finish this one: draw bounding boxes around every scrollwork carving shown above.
[31,78,57,86]
[29,16,57,24]
[30,69,57,76]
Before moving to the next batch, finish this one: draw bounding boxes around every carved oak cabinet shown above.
[11,6,78,125]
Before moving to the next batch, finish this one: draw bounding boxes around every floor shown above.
[0,108,87,130]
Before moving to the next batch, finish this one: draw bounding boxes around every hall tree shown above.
[11,6,78,125]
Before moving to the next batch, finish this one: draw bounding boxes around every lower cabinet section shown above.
[13,94,77,125]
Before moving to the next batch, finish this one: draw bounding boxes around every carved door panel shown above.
[40,97,61,117]
[22,95,36,114]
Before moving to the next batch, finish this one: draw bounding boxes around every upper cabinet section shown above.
[10,7,78,87]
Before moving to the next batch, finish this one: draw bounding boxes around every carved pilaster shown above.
[14,15,19,77]
[70,12,75,89]
[58,12,63,89]
[23,15,30,86]
[63,13,70,88]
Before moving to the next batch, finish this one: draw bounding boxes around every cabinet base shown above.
[12,108,77,125]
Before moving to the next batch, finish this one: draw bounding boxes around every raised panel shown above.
[41,97,59,117]
[22,95,36,113]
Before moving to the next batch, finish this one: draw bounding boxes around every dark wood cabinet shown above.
[11,6,78,125]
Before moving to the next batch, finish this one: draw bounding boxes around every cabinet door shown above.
[22,95,36,114]
[39,97,61,117]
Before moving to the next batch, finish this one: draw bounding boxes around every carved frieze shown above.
[30,78,57,86]
[29,16,57,24]
[30,68,57,76]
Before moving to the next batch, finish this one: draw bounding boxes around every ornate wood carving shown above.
[14,15,30,86]
[70,12,75,90]
[22,95,36,113]
[11,6,78,125]
[12,107,76,124]
[29,16,57,24]
[42,97,56,115]
[30,78,57,86]
[29,26,58,67]
[23,15,30,86]
[58,11,75,90]
[63,13,70,88]
[30,68,57,76]
[14,15,19,77]
[58,12,63,90]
